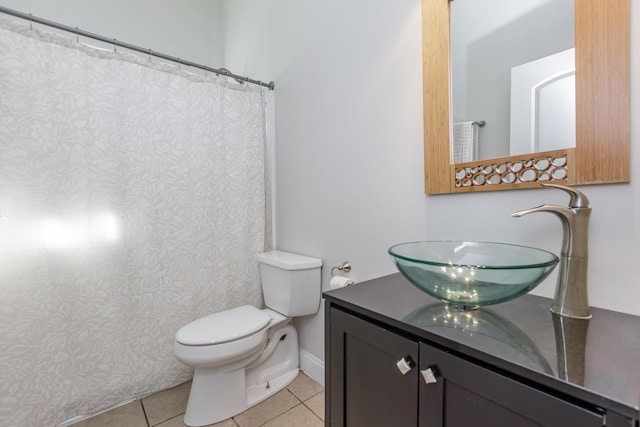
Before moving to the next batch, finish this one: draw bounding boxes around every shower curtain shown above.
[0,19,268,426]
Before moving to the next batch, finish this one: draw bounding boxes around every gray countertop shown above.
[323,273,640,421]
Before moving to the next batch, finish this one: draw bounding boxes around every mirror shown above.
[450,0,574,161]
[422,0,630,194]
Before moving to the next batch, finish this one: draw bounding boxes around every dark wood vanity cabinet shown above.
[418,343,602,427]
[325,274,639,427]
[329,308,419,426]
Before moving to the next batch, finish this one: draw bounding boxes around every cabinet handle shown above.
[421,368,437,384]
[396,356,416,375]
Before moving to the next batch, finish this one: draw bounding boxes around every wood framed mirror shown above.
[422,0,630,194]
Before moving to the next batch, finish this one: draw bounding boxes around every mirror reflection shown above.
[404,303,553,374]
[450,0,574,162]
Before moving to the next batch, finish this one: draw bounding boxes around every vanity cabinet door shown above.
[418,343,604,427]
[329,307,419,427]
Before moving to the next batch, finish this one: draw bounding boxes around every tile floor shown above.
[71,373,324,427]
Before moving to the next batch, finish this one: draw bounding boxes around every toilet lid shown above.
[176,305,271,346]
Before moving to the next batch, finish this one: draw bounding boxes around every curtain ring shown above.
[113,38,117,53]
[28,13,33,30]
[148,48,153,63]
[75,27,79,43]
[177,57,181,70]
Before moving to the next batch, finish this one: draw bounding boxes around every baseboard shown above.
[299,348,324,386]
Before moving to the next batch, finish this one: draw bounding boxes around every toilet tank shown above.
[256,250,323,317]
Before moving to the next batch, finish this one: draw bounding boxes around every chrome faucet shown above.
[512,183,592,319]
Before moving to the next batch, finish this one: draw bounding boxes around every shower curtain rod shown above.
[0,5,275,90]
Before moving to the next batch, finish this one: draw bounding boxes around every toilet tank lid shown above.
[256,250,322,270]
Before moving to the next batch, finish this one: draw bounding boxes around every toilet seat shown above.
[176,305,271,346]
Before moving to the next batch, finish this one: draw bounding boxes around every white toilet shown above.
[173,250,322,427]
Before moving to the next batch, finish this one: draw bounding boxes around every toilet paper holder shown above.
[331,261,351,276]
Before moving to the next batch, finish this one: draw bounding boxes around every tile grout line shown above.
[301,402,323,424]
[250,388,305,427]
[255,388,324,427]
[259,389,301,427]
[139,400,151,427]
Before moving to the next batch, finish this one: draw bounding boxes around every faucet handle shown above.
[541,183,590,208]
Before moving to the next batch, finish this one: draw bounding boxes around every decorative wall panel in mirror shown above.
[422,0,630,194]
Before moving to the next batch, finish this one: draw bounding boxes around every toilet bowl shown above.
[173,250,322,427]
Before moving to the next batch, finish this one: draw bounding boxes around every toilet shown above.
[173,250,322,427]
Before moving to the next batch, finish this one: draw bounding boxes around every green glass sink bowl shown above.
[388,241,559,310]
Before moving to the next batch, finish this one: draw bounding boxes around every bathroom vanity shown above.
[324,274,640,426]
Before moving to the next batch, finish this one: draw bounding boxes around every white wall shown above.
[221,0,428,382]
[0,0,223,66]
[224,0,640,383]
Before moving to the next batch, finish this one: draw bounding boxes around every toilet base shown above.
[183,324,300,427]
[246,368,298,408]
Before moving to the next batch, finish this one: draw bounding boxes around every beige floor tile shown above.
[155,414,238,427]
[210,419,239,427]
[142,381,191,426]
[72,374,323,427]
[154,415,187,427]
[261,404,323,427]
[233,389,299,427]
[303,391,324,421]
[211,418,239,427]
[286,373,323,402]
[71,401,147,427]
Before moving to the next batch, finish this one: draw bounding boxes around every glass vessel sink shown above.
[388,241,559,310]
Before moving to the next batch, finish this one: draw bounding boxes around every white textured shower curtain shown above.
[0,19,268,426]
